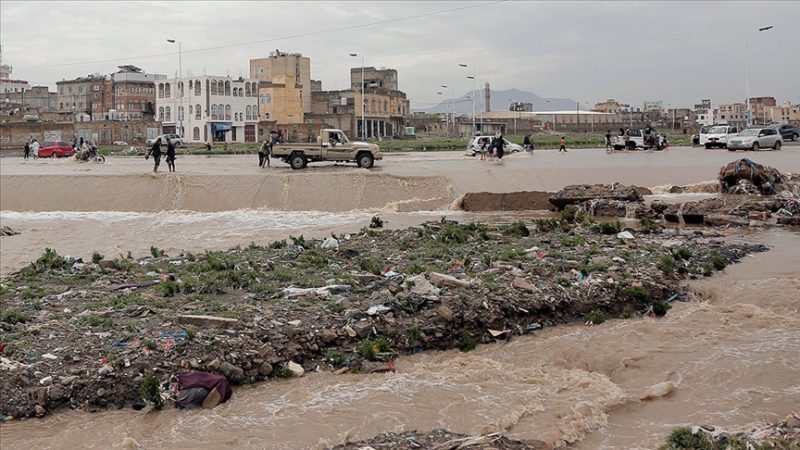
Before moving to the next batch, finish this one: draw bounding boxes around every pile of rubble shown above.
[547,160,799,227]
[0,220,765,420]
[661,411,800,449]
[329,429,546,450]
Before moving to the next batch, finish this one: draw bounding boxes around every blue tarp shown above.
[211,122,232,132]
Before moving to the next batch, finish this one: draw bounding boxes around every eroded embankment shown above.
[0,173,455,212]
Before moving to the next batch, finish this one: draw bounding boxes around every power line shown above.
[16,1,507,69]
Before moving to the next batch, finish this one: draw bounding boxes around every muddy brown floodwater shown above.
[1,230,797,449]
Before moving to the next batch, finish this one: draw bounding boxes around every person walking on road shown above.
[559,136,567,152]
[494,132,506,160]
[165,138,176,172]
[259,139,271,168]
[605,130,612,151]
[146,137,162,173]
[23,140,30,159]
[31,139,40,159]
[523,133,533,153]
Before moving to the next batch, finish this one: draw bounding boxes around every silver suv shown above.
[146,134,183,147]
[727,128,782,151]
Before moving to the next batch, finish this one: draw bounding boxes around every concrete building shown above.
[715,102,747,129]
[510,102,533,112]
[350,66,398,91]
[1,86,57,112]
[56,76,101,118]
[764,102,800,127]
[694,99,714,126]
[0,62,30,94]
[155,75,260,143]
[593,98,631,113]
[250,51,312,114]
[257,74,304,125]
[747,96,777,126]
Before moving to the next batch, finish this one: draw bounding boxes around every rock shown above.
[429,272,472,289]
[353,320,372,338]
[344,325,357,338]
[460,191,554,211]
[320,237,339,249]
[1,226,19,236]
[258,344,275,360]
[703,214,749,227]
[366,304,391,316]
[97,388,107,397]
[34,405,46,416]
[206,358,222,370]
[320,329,338,344]
[512,277,538,293]
[287,361,304,377]
[436,305,454,323]
[175,314,239,329]
[259,362,273,376]
[287,319,301,327]
[617,230,635,240]
[39,376,53,385]
[619,218,642,231]
[98,363,115,375]
[98,260,116,269]
[387,281,404,295]
[218,361,245,383]
[778,216,800,226]
[549,183,644,209]
[60,376,77,386]
[406,275,440,296]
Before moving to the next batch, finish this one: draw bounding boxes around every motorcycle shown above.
[75,145,106,163]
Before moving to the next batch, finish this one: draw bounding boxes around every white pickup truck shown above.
[700,124,739,149]
[271,129,383,170]
[611,129,665,150]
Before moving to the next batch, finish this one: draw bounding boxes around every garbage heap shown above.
[718,158,795,196]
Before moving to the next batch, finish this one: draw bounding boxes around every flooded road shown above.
[2,230,797,449]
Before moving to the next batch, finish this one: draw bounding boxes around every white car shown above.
[146,134,183,147]
[727,128,782,151]
[464,136,524,156]
[700,125,739,149]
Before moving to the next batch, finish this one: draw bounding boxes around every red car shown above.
[38,141,75,158]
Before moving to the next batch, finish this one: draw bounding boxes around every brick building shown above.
[1,86,57,113]
[57,66,164,121]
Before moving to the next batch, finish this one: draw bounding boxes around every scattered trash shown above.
[617,230,635,240]
[366,305,391,316]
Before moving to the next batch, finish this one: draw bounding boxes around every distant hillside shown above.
[417,88,579,114]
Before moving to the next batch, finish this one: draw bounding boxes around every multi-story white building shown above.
[155,75,260,144]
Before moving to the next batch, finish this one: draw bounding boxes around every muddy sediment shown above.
[0,218,765,421]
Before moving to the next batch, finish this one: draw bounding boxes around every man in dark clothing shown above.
[523,134,533,152]
[605,130,612,151]
[259,139,271,168]
[146,138,162,173]
[165,138,176,172]
[23,141,30,159]
[494,133,506,160]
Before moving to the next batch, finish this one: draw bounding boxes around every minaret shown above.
[484,82,491,112]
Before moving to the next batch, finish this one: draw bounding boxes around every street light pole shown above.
[167,39,182,137]
[459,63,476,134]
[349,53,366,139]
[744,25,773,128]
[437,91,448,138]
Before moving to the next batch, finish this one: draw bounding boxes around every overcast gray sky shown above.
[1,1,798,110]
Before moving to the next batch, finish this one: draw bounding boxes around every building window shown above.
[158,83,164,98]
[260,93,271,104]
[188,105,193,116]
[178,106,184,121]
[233,88,238,97]
[165,83,171,98]
[159,106,165,120]
[245,83,251,97]
[246,105,251,120]
[195,104,201,119]
[194,81,201,96]
[225,104,231,120]
[129,101,135,110]
[224,81,231,96]
[210,80,217,95]
[193,127,200,140]
[211,105,218,120]
[165,106,171,121]
[178,81,184,97]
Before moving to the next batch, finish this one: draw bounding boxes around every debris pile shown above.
[661,411,800,450]
[0,221,765,419]
[328,428,546,450]
[718,158,794,195]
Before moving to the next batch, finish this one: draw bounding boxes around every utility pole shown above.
[167,39,182,137]
[744,26,774,128]
[459,63,476,134]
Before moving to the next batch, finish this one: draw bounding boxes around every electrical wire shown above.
[15,1,507,69]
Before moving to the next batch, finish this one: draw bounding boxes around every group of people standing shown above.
[22,139,40,159]
[477,131,508,161]
[146,137,176,173]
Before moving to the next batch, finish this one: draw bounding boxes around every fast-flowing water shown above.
[1,149,798,449]
[1,230,797,450]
